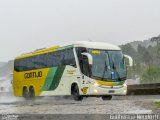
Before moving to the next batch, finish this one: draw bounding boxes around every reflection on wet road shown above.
[0,93,159,114]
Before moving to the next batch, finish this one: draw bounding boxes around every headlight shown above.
[94,82,100,87]
[123,83,127,87]
[123,90,127,93]
[94,89,98,93]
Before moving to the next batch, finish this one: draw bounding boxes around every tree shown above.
[151,35,160,46]
[137,45,146,63]
[142,50,152,65]
[120,43,138,62]
[137,45,146,54]
[151,35,160,64]
[141,66,160,84]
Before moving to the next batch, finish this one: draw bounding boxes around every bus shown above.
[13,41,133,101]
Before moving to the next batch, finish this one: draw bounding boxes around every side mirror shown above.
[124,54,133,67]
[81,53,93,65]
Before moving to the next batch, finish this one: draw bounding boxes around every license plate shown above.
[109,90,115,93]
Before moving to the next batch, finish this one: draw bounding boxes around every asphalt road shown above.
[0,93,160,115]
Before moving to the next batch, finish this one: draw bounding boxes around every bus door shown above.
[79,55,91,95]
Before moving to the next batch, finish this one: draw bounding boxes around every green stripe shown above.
[48,66,66,91]
[42,67,58,91]
[42,66,66,91]
[112,81,125,86]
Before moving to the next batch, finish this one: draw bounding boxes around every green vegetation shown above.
[141,67,160,84]
[121,35,160,83]
[154,101,160,108]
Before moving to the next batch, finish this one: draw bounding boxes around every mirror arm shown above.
[124,54,133,67]
[81,53,93,65]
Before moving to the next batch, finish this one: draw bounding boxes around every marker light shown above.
[94,89,98,93]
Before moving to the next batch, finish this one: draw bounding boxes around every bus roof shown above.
[15,46,60,59]
[15,41,121,59]
[61,41,121,50]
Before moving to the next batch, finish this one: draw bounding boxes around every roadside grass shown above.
[154,101,160,108]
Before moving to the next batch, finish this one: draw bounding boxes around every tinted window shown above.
[14,48,76,72]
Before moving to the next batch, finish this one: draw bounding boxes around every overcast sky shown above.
[0,0,160,61]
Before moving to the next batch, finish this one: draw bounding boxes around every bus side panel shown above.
[13,65,82,97]
[13,68,49,97]
[41,66,80,96]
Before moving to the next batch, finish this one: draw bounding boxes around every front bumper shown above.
[89,85,127,96]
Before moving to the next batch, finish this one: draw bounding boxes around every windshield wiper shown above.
[101,60,108,80]
[112,62,122,81]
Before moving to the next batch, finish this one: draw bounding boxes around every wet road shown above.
[0,93,160,114]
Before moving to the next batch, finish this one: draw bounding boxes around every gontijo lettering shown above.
[24,71,42,79]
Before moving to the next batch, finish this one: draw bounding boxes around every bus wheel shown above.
[102,95,112,100]
[72,85,83,101]
[29,86,35,99]
[23,87,29,99]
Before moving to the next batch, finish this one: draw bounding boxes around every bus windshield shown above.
[89,49,126,81]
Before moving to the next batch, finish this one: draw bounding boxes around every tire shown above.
[72,85,83,101]
[29,87,35,99]
[102,95,112,100]
[23,87,29,99]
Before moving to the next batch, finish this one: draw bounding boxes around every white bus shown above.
[13,41,133,101]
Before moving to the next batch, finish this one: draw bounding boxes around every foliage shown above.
[141,66,160,84]
[120,35,160,83]
[154,101,160,108]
